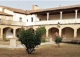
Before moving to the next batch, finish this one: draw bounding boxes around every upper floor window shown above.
[27,19,28,22]
[31,17,33,22]
[39,19,41,21]
[19,17,22,22]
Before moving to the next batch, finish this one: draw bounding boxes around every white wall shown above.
[0,7,3,11]
[3,8,37,26]
[13,13,36,26]
[4,9,14,15]
[13,13,35,22]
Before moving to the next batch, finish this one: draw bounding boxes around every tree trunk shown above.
[57,43,60,47]
[26,48,35,54]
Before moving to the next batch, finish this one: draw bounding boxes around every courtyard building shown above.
[0,4,80,42]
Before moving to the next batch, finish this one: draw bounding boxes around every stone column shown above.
[74,29,77,39]
[75,10,78,19]
[1,28,3,40]
[13,29,16,38]
[75,10,78,23]
[59,28,62,37]
[47,12,49,21]
[60,11,62,21]
[46,29,49,41]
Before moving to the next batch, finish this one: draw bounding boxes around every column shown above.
[47,13,49,21]
[59,28,62,37]
[46,29,48,38]
[60,11,62,20]
[46,29,49,42]
[13,29,16,38]
[75,10,78,23]
[74,29,77,39]
[75,10,78,19]
[1,28,3,40]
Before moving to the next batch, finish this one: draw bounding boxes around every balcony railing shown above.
[0,19,12,25]
[61,19,75,24]
[0,19,80,26]
[11,21,26,26]
[0,19,26,26]
[34,19,80,25]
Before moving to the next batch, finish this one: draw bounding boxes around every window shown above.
[27,19,28,22]
[39,19,41,21]
[31,17,33,22]
[19,17,22,22]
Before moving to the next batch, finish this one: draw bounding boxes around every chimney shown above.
[32,5,39,10]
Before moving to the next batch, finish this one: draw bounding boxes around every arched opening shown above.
[3,27,13,38]
[77,28,80,39]
[62,27,74,39]
[49,27,59,40]
[16,28,21,38]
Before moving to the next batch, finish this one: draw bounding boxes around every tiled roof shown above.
[0,5,28,14]
[1,4,80,15]
[29,4,80,14]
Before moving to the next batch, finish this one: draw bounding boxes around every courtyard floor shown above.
[0,43,80,57]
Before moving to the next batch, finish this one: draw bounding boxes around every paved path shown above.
[0,42,55,48]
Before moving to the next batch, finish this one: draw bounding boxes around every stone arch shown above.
[48,27,59,40]
[3,27,13,38]
[16,28,21,38]
[62,27,74,39]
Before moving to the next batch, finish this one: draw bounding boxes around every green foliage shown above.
[55,36,62,44]
[3,34,7,41]
[35,26,46,45]
[41,38,46,43]
[55,36,62,47]
[18,26,46,54]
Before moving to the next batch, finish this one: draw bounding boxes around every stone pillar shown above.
[59,28,62,37]
[13,29,16,38]
[10,38,16,48]
[75,10,78,23]
[60,11,62,20]
[47,12,49,21]
[46,29,48,37]
[75,10,78,19]
[74,29,77,39]
[46,29,49,41]
[1,28,3,40]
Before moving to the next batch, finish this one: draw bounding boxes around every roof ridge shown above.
[0,5,26,11]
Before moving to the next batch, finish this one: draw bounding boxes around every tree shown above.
[55,36,62,47]
[18,26,46,54]
[53,32,62,47]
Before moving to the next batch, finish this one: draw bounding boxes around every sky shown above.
[0,0,80,10]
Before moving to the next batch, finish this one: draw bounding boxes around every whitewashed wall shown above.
[13,13,36,26]
[4,9,14,15]
[0,7,3,11]
[3,8,38,26]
